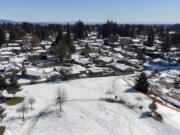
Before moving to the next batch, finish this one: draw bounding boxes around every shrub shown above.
[151,112,163,122]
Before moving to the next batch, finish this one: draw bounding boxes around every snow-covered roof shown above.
[40,41,52,45]
[152,59,169,66]
[129,59,139,65]
[113,47,122,52]
[26,68,44,77]
[74,58,91,65]
[132,38,140,43]
[5,64,19,72]
[98,56,112,63]
[89,53,99,58]
[145,46,156,51]
[70,65,86,74]
[0,51,15,56]
[88,67,103,73]
[111,62,134,71]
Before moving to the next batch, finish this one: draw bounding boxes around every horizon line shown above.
[0,19,180,25]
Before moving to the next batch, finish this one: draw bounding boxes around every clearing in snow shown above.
[3,76,180,135]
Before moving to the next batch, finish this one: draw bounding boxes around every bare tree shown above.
[56,88,67,112]
[17,103,28,120]
[105,89,115,99]
[0,106,6,123]
[28,97,36,110]
[31,36,40,48]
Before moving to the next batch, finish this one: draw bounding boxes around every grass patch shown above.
[6,97,24,106]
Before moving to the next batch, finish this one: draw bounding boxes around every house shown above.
[4,64,20,73]
[113,47,122,53]
[60,65,87,80]
[111,62,135,74]
[89,53,99,59]
[151,58,169,66]
[47,71,62,81]
[26,68,44,80]
[96,56,113,66]
[88,67,104,76]
[73,58,91,67]
[128,59,140,67]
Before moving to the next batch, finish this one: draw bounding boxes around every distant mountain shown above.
[0,19,22,24]
[0,19,178,25]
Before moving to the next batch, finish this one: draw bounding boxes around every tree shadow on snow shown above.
[140,112,151,119]
[0,97,11,104]
[124,88,138,93]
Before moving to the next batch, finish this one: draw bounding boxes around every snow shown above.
[3,76,180,135]
[111,62,134,71]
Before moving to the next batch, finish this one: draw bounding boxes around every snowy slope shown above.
[3,76,180,135]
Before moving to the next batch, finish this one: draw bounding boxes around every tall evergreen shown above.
[101,21,117,38]
[55,30,63,44]
[73,20,86,39]
[161,33,171,56]
[145,28,154,47]
[82,44,91,57]
[135,72,149,93]
[0,75,7,97]
[7,76,22,98]
[0,28,5,48]
[64,34,75,53]
[67,23,71,37]
[51,29,76,61]
[10,28,18,41]
[137,51,146,65]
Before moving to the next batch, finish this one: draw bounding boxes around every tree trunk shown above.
[22,110,24,120]
[59,102,62,112]
[0,91,3,98]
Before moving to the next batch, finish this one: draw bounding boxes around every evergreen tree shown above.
[108,35,118,44]
[0,75,7,97]
[64,34,75,54]
[10,29,18,41]
[0,28,5,48]
[7,76,22,98]
[55,30,63,44]
[137,51,146,65]
[135,72,149,93]
[145,28,154,47]
[82,44,91,57]
[161,33,171,56]
[73,20,86,39]
[51,30,75,61]
[67,23,71,37]
[101,21,117,38]
[0,106,6,122]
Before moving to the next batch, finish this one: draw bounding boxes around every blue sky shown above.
[0,0,180,23]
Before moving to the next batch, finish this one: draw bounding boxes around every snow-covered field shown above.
[3,76,180,135]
